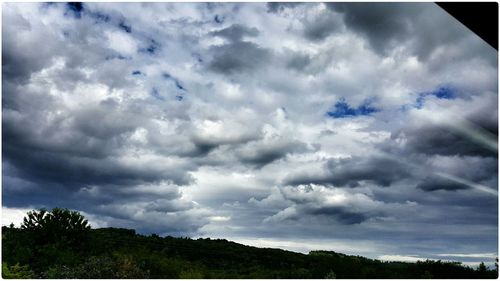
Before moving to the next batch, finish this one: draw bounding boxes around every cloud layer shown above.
[2,3,497,265]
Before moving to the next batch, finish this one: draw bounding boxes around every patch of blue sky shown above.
[326,98,379,118]
[131,70,143,76]
[404,86,456,110]
[357,103,379,115]
[429,86,455,99]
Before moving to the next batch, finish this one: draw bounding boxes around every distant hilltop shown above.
[3,208,498,279]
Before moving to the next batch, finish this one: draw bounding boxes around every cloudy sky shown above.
[2,2,498,266]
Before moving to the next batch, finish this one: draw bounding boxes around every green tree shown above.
[20,208,91,271]
[421,270,433,279]
[325,270,337,279]
[179,268,204,279]
[2,263,35,279]
[22,208,90,232]
[478,262,487,273]
[21,208,90,246]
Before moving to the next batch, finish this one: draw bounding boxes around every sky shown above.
[2,2,498,267]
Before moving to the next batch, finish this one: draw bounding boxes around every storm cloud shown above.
[208,41,271,74]
[284,156,412,187]
[211,24,259,42]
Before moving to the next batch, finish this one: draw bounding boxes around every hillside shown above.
[2,224,498,278]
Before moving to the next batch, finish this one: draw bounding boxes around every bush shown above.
[179,268,204,279]
[325,270,337,279]
[2,263,35,279]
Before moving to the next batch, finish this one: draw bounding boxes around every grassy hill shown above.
[2,209,498,278]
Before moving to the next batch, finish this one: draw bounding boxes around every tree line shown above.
[2,208,498,278]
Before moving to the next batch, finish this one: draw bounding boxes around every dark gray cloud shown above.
[285,156,412,187]
[208,41,271,74]
[268,2,488,65]
[73,100,142,140]
[308,206,369,224]
[1,9,57,82]
[379,93,498,161]
[302,9,343,41]
[255,185,416,227]
[208,23,271,74]
[211,24,259,42]
[188,139,220,157]
[325,2,492,61]
[187,134,256,158]
[467,103,499,136]
[393,125,496,157]
[2,90,195,188]
[327,3,414,54]
[428,156,498,188]
[3,144,194,188]
[416,176,469,191]
[237,139,310,168]
[285,51,311,71]
[389,101,498,159]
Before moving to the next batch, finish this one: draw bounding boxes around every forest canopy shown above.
[2,208,498,279]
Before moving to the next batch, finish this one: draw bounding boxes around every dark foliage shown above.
[2,209,498,279]
[4,208,91,273]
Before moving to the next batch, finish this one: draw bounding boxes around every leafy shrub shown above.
[2,263,35,279]
[179,268,204,279]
